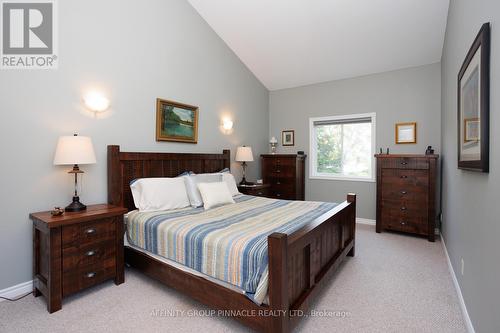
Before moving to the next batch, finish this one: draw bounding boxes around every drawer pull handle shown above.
[276,193,281,197]
[85,250,96,257]
[276,170,281,173]
[400,221,406,225]
[401,162,408,165]
[401,207,407,211]
[401,175,408,179]
[85,272,96,279]
[85,228,96,235]
[276,181,281,185]
[401,191,407,194]
[257,192,263,195]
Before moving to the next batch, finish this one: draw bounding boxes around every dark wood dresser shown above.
[30,204,127,313]
[375,154,438,241]
[261,154,306,200]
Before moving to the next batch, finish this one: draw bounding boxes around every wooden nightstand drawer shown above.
[30,204,127,313]
[238,184,270,197]
[62,240,116,272]
[62,218,116,248]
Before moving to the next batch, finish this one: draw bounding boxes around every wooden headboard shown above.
[107,145,230,211]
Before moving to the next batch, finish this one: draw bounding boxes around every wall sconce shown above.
[222,118,233,130]
[83,91,110,112]
[220,117,234,134]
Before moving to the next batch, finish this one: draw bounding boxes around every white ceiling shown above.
[188,0,449,91]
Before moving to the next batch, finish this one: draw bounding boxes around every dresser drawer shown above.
[242,187,269,197]
[63,260,116,296]
[381,185,428,202]
[62,240,116,272]
[381,169,429,188]
[381,212,428,235]
[62,218,116,248]
[380,157,429,169]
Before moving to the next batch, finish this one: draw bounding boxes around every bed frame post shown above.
[268,232,289,333]
[347,193,356,257]
[222,149,230,170]
[107,145,122,207]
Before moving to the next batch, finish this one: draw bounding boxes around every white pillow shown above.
[222,173,240,196]
[130,177,190,212]
[197,182,235,210]
[184,174,222,207]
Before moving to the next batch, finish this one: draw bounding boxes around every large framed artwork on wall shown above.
[457,23,490,172]
[156,98,199,143]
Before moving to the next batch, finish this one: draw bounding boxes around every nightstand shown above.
[30,204,127,313]
[237,184,271,197]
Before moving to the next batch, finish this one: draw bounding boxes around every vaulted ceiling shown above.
[188,0,450,90]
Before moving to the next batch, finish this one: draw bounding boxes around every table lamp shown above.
[235,146,253,185]
[53,134,96,212]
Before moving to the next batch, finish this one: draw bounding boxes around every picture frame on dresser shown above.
[457,22,490,172]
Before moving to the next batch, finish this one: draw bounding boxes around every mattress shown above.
[125,194,338,304]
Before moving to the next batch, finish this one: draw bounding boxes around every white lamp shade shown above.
[270,136,278,144]
[53,135,97,165]
[235,146,254,162]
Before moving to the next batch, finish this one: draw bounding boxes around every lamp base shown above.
[239,177,253,186]
[65,196,87,212]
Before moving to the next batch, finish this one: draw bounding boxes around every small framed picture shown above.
[464,118,480,142]
[282,130,295,146]
[395,122,417,144]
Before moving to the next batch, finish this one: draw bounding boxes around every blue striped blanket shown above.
[126,195,337,301]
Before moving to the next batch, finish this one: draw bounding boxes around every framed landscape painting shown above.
[156,99,198,143]
[457,23,490,172]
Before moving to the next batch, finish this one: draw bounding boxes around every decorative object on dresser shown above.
[457,23,490,172]
[30,205,127,313]
[261,154,306,200]
[156,98,199,143]
[269,136,278,154]
[281,130,295,146]
[237,183,270,197]
[235,146,254,185]
[395,122,417,144]
[53,134,97,212]
[375,154,439,242]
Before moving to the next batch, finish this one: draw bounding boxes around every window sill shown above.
[309,175,376,183]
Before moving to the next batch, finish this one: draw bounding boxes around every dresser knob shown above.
[85,250,96,257]
[401,207,407,211]
[400,175,408,179]
[276,193,281,197]
[257,192,263,195]
[401,191,407,194]
[276,181,281,185]
[401,162,408,165]
[85,272,96,279]
[85,228,96,235]
[276,170,281,173]
[400,221,406,225]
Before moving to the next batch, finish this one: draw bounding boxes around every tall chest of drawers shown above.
[375,154,439,242]
[261,154,306,200]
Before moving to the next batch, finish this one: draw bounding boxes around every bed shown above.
[107,145,356,332]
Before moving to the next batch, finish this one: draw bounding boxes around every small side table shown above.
[30,204,127,313]
[237,184,271,197]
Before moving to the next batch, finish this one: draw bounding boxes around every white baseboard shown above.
[0,280,33,302]
[356,218,376,225]
[440,234,475,333]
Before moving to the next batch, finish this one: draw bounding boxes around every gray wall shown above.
[269,63,441,219]
[0,0,268,290]
[441,1,500,331]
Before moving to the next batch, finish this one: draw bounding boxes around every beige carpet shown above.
[0,224,466,333]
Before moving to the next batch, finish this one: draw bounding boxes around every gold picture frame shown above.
[395,122,417,144]
[156,98,199,143]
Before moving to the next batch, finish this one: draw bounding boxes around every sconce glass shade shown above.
[53,135,97,165]
[222,119,233,130]
[83,91,110,112]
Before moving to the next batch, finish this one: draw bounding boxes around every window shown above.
[309,113,376,182]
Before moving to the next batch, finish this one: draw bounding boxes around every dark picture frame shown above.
[156,98,199,143]
[282,130,295,146]
[457,23,490,172]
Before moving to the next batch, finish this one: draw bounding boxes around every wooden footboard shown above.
[268,193,356,332]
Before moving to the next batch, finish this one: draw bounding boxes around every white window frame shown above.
[309,112,376,182]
